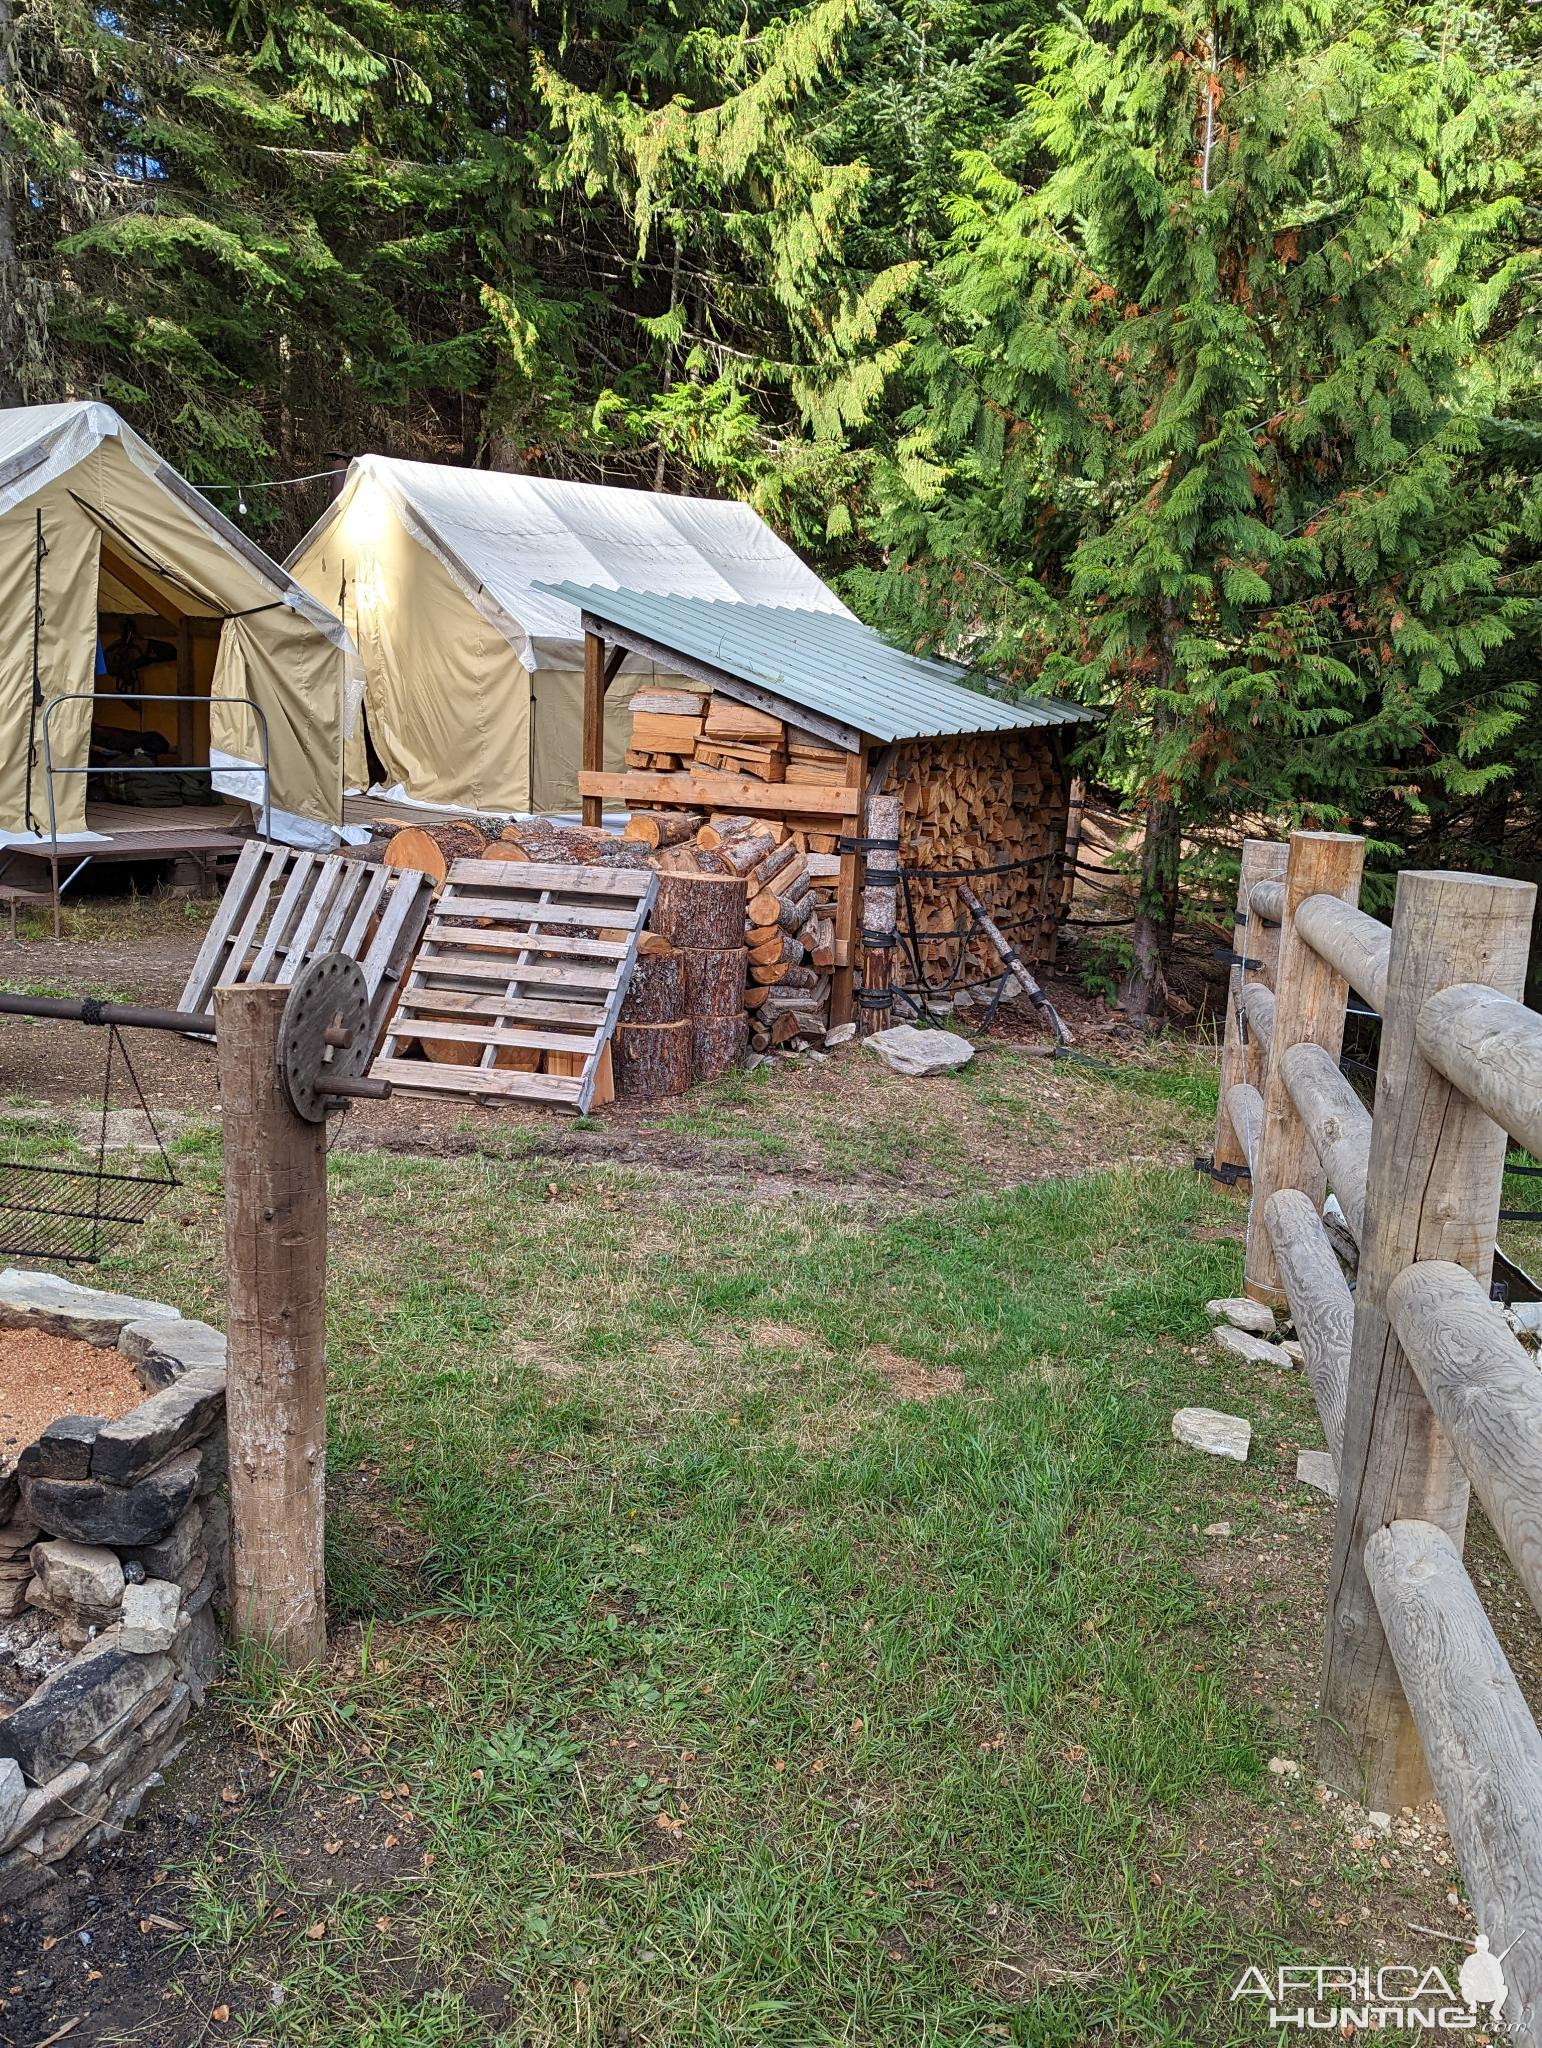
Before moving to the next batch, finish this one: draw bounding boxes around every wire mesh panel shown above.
[0,1028,178,1265]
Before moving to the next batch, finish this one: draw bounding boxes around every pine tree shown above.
[865,0,1539,1021]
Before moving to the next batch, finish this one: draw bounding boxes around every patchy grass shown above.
[0,1103,1381,2046]
[0,1045,1498,2045]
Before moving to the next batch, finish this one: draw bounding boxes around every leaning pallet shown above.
[177,841,435,1050]
[371,858,658,1113]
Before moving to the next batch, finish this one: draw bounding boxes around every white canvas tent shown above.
[286,456,851,815]
[0,401,355,847]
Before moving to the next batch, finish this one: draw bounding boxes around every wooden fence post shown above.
[1243,832,1364,1304]
[1214,838,1287,1174]
[215,981,328,1669]
[1318,869,1535,1806]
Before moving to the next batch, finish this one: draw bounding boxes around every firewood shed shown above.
[552,583,1100,1030]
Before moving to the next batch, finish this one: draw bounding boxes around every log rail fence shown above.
[1213,831,1542,2039]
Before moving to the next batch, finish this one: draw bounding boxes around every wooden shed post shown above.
[830,746,867,1028]
[1214,838,1288,1175]
[581,629,607,828]
[1318,868,1534,1807]
[1243,832,1364,1304]
[859,792,901,1037]
[215,981,328,1669]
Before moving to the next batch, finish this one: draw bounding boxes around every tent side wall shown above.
[290,480,534,814]
[529,667,647,815]
[0,481,99,837]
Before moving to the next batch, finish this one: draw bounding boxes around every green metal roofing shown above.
[538,582,1098,745]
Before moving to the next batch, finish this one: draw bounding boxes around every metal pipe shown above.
[0,990,392,1099]
[0,992,214,1033]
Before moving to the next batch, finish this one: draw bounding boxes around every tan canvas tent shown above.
[286,456,850,815]
[0,402,355,846]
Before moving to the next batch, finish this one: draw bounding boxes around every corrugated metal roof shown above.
[537,582,1098,745]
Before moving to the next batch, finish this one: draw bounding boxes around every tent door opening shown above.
[88,540,233,829]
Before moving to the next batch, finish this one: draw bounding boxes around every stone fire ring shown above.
[0,1269,229,1900]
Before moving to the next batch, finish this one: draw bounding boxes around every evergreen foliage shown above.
[0,0,1536,1008]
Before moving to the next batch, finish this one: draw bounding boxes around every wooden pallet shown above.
[371,858,658,1112]
[176,841,434,1048]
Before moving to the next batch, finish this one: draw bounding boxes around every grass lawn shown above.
[0,1041,1503,2043]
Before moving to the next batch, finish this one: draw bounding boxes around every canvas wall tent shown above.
[286,456,852,816]
[0,402,355,847]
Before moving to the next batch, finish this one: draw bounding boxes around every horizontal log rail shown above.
[1366,1519,1542,2033]
[1224,1082,1264,1175]
[1246,877,1284,924]
[1239,981,1274,1050]
[1278,1040,1371,1241]
[1264,1188,1351,1461]
[1293,894,1390,1016]
[1419,982,1542,1161]
[1211,835,1542,2022]
[1388,1261,1542,1621]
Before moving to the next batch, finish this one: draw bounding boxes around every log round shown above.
[614,1019,692,1098]
[683,945,747,1019]
[623,811,701,849]
[383,822,488,881]
[621,947,689,1025]
[691,1014,748,1082]
[650,871,749,949]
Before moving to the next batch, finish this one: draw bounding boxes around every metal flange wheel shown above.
[278,953,372,1122]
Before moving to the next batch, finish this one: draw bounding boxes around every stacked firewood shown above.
[886,732,1067,982]
[620,813,838,1050]
[624,685,849,805]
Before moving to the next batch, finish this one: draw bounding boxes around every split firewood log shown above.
[624,810,702,849]
[696,815,755,851]
[715,832,775,876]
[382,822,488,881]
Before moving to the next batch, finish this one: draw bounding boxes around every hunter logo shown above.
[1232,1939,1515,2033]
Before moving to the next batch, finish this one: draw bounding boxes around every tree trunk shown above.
[0,0,19,407]
[1120,789,1181,1027]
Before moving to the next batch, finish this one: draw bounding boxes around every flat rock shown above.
[0,1641,173,1784]
[117,1317,226,1391]
[863,1024,973,1077]
[0,1762,89,1857]
[0,1269,179,1346]
[824,1023,857,1047]
[23,1449,200,1549]
[18,1415,104,1482]
[91,1370,225,1487]
[27,1539,123,1624]
[118,1579,180,1654]
[1296,1448,1338,1498]
[124,1503,203,1582]
[1172,1407,1251,1462]
[1210,1326,1294,1369]
[1280,1339,1305,1367]
[1204,1297,1277,1337]
[0,1759,24,1839]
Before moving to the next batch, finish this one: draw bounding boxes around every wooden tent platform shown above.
[0,802,254,937]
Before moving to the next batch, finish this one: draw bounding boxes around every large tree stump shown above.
[614,1020,692,1098]
[621,947,689,1025]
[683,945,746,1018]
[650,871,748,949]
[691,1014,748,1082]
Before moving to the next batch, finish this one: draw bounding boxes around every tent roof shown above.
[291,455,850,668]
[542,583,1098,745]
[0,401,348,643]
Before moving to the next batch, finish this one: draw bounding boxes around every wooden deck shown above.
[0,802,255,935]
